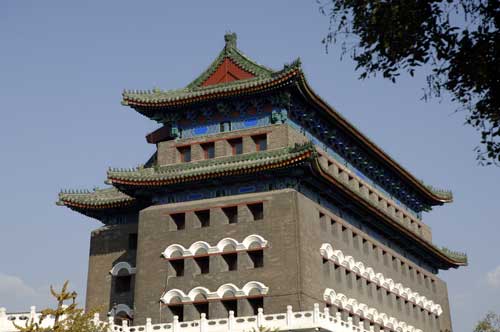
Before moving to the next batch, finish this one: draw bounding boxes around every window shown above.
[248,297,263,315]
[171,213,185,230]
[128,233,138,250]
[170,259,184,277]
[341,225,348,242]
[194,303,209,319]
[382,250,389,266]
[194,256,209,274]
[222,253,238,271]
[222,300,238,316]
[319,211,325,220]
[169,305,184,322]
[220,121,231,133]
[229,138,243,155]
[346,270,352,288]
[195,210,210,228]
[352,233,359,249]
[248,250,264,268]
[115,275,131,293]
[334,263,342,282]
[178,146,191,162]
[222,206,238,224]
[248,203,263,221]
[202,142,215,159]
[362,238,369,254]
[322,257,330,275]
[252,134,267,151]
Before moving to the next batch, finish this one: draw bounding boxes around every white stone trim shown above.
[0,303,433,332]
[162,235,268,259]
[109,262,137,276]
[324,288,423,332]
[161,281,269,304]
[113,304,134,318]
[320,243,443,316]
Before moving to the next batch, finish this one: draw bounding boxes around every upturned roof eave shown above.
[310,158,465,269]
[122,66,451,206]
[121,64,300,110]
[57,187,138,211]
[107,144,315,187]
[293,72,453,206]
[104,145,465,268]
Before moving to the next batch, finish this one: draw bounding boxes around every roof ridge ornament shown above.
[224,32,237,50]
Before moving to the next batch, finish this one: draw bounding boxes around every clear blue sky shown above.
[0,1,498,331]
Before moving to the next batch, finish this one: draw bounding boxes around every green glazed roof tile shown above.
[108,142,314,184]
[57,187,135,208]
[186,32,274,89]
[122,60,301,106]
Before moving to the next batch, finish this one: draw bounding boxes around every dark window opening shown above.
[171,213,185,230]
[169,305,184,322]
[202,142,215,159]
[248,203,263,221]
[220,121,231,133]
[322,257,330,275]
[194,303,209,319]
[222,253,238,271]
[195,210,210,228]
[330,219,337,235]
[170,260,184,277]
[194,256,209,274]
[248,297,263,315]
[229,138,243,155]
[115,275,131,294]
[252,134,267,151]
[222,206,238,224]
[178,146,191,163]
[248,250,264,268]
[222,300,238,316]
[128,233,138,250]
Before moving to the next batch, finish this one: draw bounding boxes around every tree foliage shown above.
[14,281,107,332]
[318,0,500,165]
[474,312,500,332]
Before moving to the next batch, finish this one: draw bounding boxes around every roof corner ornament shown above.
[224,32,237,50]
[271,109,288,124]
[170,122,180,138]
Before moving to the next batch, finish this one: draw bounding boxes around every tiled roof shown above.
[186,32,274,88]
[121,60,301,108]
[57,187,136,210]
[107,143,315,186]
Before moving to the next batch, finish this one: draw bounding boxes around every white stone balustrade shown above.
[0,306,56,332]
[0,304,423,332]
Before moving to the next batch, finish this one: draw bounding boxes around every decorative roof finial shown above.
[224,32,237,49]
